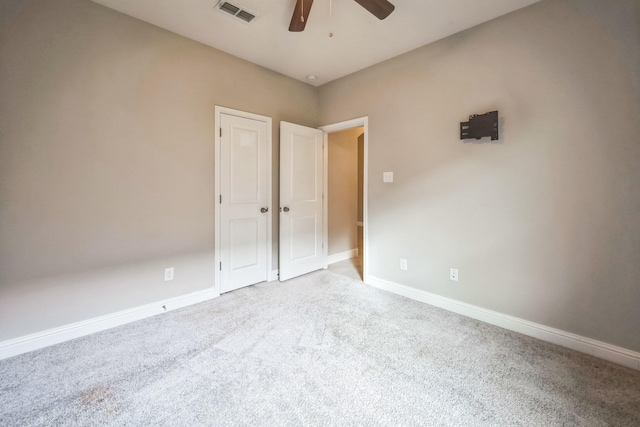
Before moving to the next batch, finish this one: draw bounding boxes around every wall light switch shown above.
[165,268,174,281]
[383,172,394,183]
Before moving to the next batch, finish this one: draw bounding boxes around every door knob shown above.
[283,207,290,212]
[260,207,268,213]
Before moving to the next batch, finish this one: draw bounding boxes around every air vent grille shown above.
[219,2,240,15]
[217,1,256,24]
[236,10,255,23]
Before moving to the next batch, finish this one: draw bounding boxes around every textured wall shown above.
[318,0,640,351]
[0,0,317,340]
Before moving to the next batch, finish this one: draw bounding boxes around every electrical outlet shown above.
[400,258,408,271]
[450,268,459,282]
[383,172,394,183]
[165,267,174,281]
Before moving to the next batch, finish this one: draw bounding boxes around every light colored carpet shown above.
[328,257,362,282]
[1,270,640,426]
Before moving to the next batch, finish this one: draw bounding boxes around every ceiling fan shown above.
[289,0,395,32]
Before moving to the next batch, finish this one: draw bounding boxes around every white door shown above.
[279,121,325,281]
[219,113,269,293]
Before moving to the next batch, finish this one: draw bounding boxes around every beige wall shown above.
[327,128,362,256]
[0,0,317,340]
[319,0,640,352]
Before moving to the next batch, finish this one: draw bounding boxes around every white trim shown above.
[323,133,329,268]
[327,248,358,265]
[214,106,273,294]
[0,288,218,361]
[319,117,369,284]
[366,276,640,371]
[269,269,279,282]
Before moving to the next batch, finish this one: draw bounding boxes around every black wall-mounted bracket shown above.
[460,110,499,141]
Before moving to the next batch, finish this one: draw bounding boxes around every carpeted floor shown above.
[1,269,640,426]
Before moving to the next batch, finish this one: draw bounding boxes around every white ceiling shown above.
[92,0,541,87]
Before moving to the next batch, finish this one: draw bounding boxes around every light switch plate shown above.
[383,172,394,183]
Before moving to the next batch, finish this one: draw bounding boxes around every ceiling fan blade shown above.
[353,0,395,20]
[289,0,314,32]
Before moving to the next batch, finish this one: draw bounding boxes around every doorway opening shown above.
[320,117,369,284]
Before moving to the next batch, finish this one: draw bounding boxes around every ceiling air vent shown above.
[236,10,255,23]
[216,1,256,23]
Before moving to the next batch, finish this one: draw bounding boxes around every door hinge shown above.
[220,195,222,204]
[219,128,222,137]
[219,262,222,271]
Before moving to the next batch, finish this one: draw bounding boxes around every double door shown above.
[218,111,324,292]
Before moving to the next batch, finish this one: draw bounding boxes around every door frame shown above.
[214,106,273,295]
[319,117,369,284]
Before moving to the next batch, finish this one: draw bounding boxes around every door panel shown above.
[279,121,325,281]
[229,218,258,269]
[290,215,318,260]
[220,113,268,292]
[230,131,259,202]
[291,140,317,201]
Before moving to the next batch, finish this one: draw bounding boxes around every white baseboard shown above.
[0,287,218,361]
[367,276,640,371]
[327,248,358,265]
[6,275,637,372]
